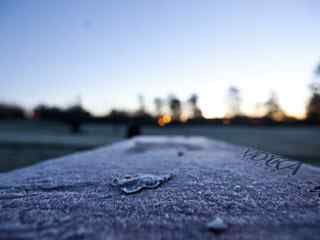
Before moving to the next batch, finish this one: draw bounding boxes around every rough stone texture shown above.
[0,136,319,240]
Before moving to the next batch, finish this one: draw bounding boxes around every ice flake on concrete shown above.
[111,173,174,194]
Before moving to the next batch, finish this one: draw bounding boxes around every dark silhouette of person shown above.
[126,123,141,138]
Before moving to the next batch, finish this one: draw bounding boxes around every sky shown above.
[1,0,320,118]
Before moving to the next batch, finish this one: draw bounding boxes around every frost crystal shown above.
[111,173,173,194]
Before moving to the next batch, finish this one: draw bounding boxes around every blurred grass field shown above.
[0,120,320,172]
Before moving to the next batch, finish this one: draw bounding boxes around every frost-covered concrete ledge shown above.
[0,136,319,240]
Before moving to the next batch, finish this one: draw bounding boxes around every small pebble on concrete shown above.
[207,217,228,233]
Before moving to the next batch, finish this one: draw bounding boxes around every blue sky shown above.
[1,0,319,117]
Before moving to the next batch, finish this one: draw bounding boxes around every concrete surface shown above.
[0,136,319,239]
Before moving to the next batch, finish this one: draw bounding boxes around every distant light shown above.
[32,111,40,120]
[158,115,172,127]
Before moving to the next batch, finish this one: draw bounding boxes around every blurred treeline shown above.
[1,66,320,132]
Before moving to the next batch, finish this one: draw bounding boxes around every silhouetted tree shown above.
[188,94,202,119]
[168,95,181,121]
[315,63,320,76]
[64,105,91,134]
[33,104,91,133]
[0,103,25,119]
[306,80,320,123]
[33,105,64,121]
[264,92,286,122]
[154,97,163,117]
[226,86,241,118]
[136,94,146,116]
